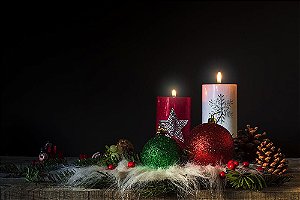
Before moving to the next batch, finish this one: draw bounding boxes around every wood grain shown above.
[1,157,299,199]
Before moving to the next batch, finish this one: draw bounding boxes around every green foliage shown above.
[25,166,42,182]
[226,170,267,190]
[47,168,75,183]
[74,158,102,167]
[264,174,293,186]
[99,145,121,166]
[0,163,24,177]
[41,158,67,171]
[24,158,66,183]
[92,145,140,167]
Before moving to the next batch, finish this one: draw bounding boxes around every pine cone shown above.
[256,139,288,175]
[234,125,267,162]
[117,139,134,155]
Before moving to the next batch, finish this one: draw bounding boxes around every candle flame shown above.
[217,72,222,83]
[172,89,176,97]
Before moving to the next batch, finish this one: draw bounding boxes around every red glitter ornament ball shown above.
[187,123,234,166]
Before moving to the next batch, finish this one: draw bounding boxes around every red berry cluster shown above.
[227,160,238,170]
[38,142,64,163]
[227,160,250,170]
[219,160,250,178]
[107,161,136,170]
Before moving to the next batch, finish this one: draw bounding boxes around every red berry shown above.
[227,162,236,170]
[256,166,263,172]
[233,161,239,166]
[107,164,115,170]
[242,161,250,167]
[219,171,226,178]
[127,161,136,168]
[227,160,234,165]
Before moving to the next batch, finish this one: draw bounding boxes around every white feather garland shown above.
[56,160,227,197]
[123,161,225,197]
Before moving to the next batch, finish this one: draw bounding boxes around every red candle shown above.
[156,90,191,147]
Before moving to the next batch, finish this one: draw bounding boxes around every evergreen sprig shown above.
[25,166,42,182]
[264,174,293,186]
[226,170,267,190]
[74,158,102,167]
[0,163,24,177]
[24,158,67,183]
[82,171,115,188]
[47,168,75,183]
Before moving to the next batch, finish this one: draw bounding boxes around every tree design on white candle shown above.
[209,94,233,124]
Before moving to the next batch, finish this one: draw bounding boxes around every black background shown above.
[1,2,299,157]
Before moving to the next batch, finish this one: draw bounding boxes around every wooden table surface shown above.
[0,157,299,200]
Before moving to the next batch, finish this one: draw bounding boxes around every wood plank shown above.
[0,157,299,199]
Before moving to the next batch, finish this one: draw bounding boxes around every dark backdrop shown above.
[1,2,300,157]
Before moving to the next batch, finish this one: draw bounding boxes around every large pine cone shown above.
[234,125,266,162]
[256,139,288,175]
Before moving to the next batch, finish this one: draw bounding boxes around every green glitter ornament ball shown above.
[140,135,180,168]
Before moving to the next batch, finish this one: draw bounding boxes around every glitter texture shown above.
[141,135,180,168]
[159,108,188,143]
[187,123,234,166]
[156,97,191,144]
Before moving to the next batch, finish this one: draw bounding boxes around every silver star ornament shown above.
[159,108,188,142]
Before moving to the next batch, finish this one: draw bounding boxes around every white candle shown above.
[202,72,237,137]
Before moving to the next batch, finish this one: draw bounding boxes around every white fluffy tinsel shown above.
[58,160,226,197]
[117,160,225,195]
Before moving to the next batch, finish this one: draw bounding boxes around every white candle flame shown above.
[217,72,222,83]
[172,89,176,97]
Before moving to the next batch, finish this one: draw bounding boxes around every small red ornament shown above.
[227,162,236,170]
[127,161,136,168]
[108,164,115,170]
[187,122,234,165]
[233,161,239,167]
[242,161,250,167]
[219,171,226,178]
